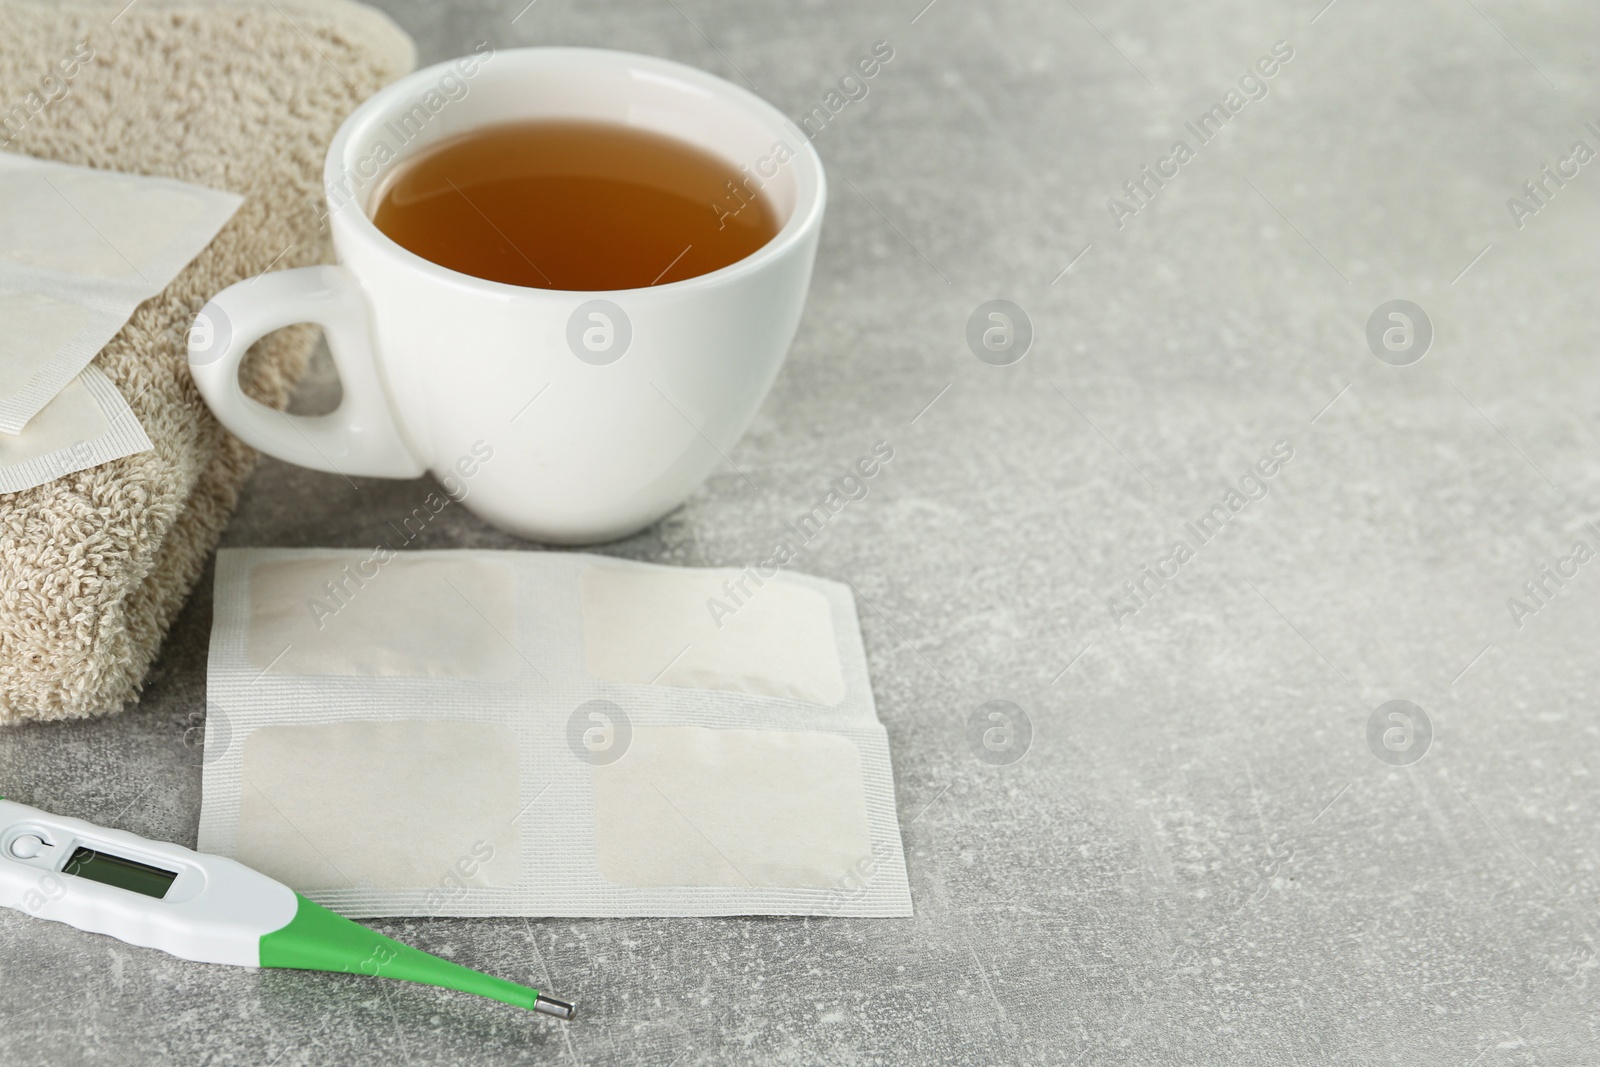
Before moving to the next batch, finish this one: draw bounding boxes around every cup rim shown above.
[324,46,826,298]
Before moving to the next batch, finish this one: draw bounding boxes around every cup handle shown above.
[187,265,426,479]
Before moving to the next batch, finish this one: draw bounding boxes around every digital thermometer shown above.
[0,797,574,1019]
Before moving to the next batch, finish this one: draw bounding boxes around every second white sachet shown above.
[200,548,913,919]
[0,366,153,493]
[0,153,242,433]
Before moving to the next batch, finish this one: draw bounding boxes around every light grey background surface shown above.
[3,0,1600,1063]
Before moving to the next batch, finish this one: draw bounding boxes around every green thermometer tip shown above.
[260,894,575,1020]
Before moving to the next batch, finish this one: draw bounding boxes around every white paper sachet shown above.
[0,365,153,493]
[200,548,913,920]
[0,153,242,433]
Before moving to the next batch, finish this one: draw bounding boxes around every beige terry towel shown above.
[0,0,415,723]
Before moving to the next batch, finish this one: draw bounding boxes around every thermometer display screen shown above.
[61,847,178,899]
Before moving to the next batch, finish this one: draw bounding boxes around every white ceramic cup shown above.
[188,47,824,544]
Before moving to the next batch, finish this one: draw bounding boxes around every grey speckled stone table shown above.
[4,0,1600,1063]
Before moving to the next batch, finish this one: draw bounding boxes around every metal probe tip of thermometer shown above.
[0,797,575,1020]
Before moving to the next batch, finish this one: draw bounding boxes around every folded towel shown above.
[0,0,415,723]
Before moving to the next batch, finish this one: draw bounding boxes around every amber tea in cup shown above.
[372,119,780,290]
